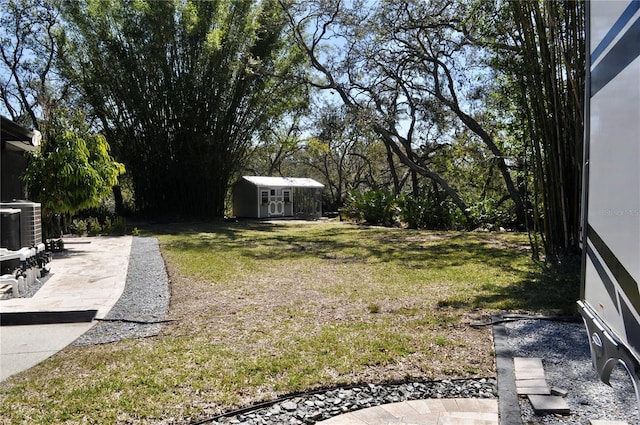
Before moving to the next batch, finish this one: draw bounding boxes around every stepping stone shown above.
[528,395,570,415]
[514,358,550,395]
[517,385,551,395]
[516,378,549,395]
[513,357,546,380]
[551,387,568,397]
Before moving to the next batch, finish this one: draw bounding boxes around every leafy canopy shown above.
[21,109,125,216]
[59,0,307,217]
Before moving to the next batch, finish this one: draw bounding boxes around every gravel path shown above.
[66,237,640,424]
[74,236,170,346]
[505,318,639,424]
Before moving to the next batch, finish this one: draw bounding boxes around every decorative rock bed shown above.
[200,379,496,425]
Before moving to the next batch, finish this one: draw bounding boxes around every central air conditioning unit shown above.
[0,208,21,250]
[0,201,42,247]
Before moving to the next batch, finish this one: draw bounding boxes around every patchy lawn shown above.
[0,220,579,424]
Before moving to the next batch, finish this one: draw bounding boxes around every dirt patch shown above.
[483,234,533,253]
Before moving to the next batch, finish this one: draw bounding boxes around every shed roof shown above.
[241,176,324,188]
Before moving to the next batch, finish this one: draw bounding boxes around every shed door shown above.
[268,189,285,217]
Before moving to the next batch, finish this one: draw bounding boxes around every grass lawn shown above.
[0,220,579,424]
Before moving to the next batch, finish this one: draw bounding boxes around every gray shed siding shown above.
[232,179,259,218]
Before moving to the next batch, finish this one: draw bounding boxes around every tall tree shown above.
[302,102,393,210]
[244,109,308,177]
[21,108,125,235]
[1,0,124,228]
[465,0,585,261]
[60,0,306,217]
[282,0,533,227]
[0,0,68,128]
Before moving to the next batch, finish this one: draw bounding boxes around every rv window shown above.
[261,191,268,205]
[283,191,290,203]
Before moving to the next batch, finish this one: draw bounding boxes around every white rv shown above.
[578,0,640,404]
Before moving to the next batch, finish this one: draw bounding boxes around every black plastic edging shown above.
[492,313,523,425]
[0,309,97,326]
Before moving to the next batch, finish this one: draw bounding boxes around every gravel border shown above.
[196,379,496,425]
[505,318,639,424]
[74,236,170,346]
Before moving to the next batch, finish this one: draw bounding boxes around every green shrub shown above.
[397,194,467,230]
[102,216,113,235]
[113,216,126,235]
[340,189,399,225]
[86,217,102,236]
[468,199,517,230]
[69,219,87,236]
[340,189,471,230]
[398,194,429,229]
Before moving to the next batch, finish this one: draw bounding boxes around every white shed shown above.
[232,176,324,219]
